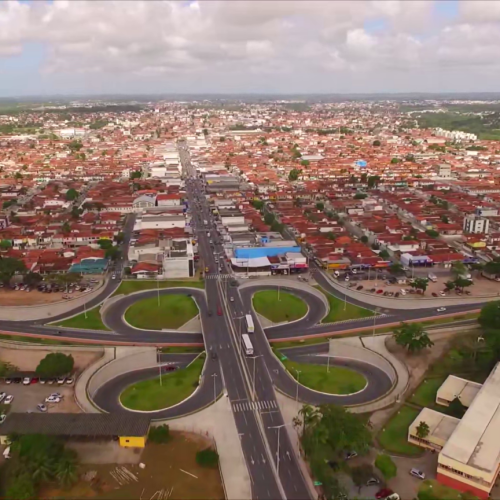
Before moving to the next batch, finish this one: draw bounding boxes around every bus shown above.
[241,334,254,356]
[245,314,255,333]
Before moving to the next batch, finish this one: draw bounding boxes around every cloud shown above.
[1,0,500,94]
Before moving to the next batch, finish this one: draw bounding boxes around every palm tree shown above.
[28,453,55,483]
[55,453,78,487]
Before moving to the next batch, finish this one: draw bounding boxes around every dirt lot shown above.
[0,382,80,413]
[0,346,102,373]
[40,432,224,500]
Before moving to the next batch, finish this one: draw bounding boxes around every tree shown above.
[68,140,83,152]
[264,213,275,226]
[65,188,78,201]
[426,229,440,238]
[410,277,428,294]
[0,239,12,250]
[451,261,467,278]
[251,199,264,210]
[326,232,336,241]
[372,140,381,146]
[36,352,74,378]
[202,128,208,136]
[61,222,71,234]
[389,263,403,274]
[14,171,23,180]
[130,170,142,180]
[124,266,131,275]
[196,448,219,468]
[5,472,36,500]
[0,257,26,286]
[300,160,310,167]
[478,301,500,329]
[24,272,42,287]
[351,464,375,493]
[114,232,125,244]
[98,239,113,250]
[148,424,170,444]
[71,206,82,220]
[289,169,301,181]
[379,249,390,259]
[454,277,473,292]
[354,192,367,200]
[360,235,369,244]
[441,215,449,224]
[105,246,120,261]
[315,202,324,211]
[367,175,381,188]
[375,454,397,481]
[393,322,434,353]
[390,158,400,164]
[483,259,500,277]
[444,280,456,291]
[416,421,430,439]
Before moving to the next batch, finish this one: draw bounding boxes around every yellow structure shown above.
[119,435,147,448]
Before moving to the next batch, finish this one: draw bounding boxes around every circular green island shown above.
[252,290,308,323]
[124,294,198,330]
[120,355,205,411]
[281,358,367,395]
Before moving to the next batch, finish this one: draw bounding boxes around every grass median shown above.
[378,405,423,456]
[280,357,367,395]
[120,355,205,411]
[113,279,204,297]
[124,294,198,330]
[252,290,307,323]
[52,306,110,331]
[315,286,374,323]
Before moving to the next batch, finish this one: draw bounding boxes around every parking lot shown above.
[0,381,80,414]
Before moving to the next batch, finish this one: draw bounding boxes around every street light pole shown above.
[295,369,301,404]
[84,301,87,319]
[327,355,330,373]
[157,278,160,307]
[268,424,291,477]
[212,373,217,404]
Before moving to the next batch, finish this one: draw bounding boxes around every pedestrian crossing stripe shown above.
[232,400,278,412]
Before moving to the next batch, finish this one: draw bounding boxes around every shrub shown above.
[375,453,397,480]
[196,447,219,468]
[148,425,170,444]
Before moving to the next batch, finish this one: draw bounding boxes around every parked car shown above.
[432,292,438,297]
[57,377,66,385]
[366,477,380,486]
[345,451,358,460]
[65,377,74,385]
[395,292,400,298]
[0,392,6,403]
[356,285,363,291]
[45,395,61,404]
[22,377,31,385]
[211,352,218,360]
[410,468,426,480]
[4,395,14,404]
[0,414,6,424]
[369,288,376,293]
[37,404,47,412]
[385,494,400,500]
[436,307,447,312]
[376,489,394,499]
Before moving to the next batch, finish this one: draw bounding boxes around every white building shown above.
[162,239,194,278]
[463,214,490,234]
[134,213,186,231]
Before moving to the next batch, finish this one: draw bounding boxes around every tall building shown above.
[463,214,490,234]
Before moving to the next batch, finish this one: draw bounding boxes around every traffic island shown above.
[252,290,307,323]
[120,354,205,411]
[124,294,198,330]
[280,356,367,395]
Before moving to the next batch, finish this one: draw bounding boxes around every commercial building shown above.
[0,413,151,449]
[463,214,490,234]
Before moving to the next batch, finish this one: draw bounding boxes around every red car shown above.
[376,488,394,499]
[376,289,383,294]
[217,305,223,316]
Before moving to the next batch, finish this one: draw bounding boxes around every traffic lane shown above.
[102,288,206,335]
[240,285,327,333]
[158,352,199,364]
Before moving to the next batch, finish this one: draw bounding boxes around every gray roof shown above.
[0,413,151,438]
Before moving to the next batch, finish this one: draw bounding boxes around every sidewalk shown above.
[157,396,251,500]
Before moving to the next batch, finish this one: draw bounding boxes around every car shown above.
[207,310,213,317]
[163,366,177,372]
[345,451,358,460]
[45,395,61,404]
[4,395,14,405]
[369,288,376,293]
[356,285,363,291]
[440,291,446,296]
[366,477,380,486]
[410,468,426,480]
[39,379,46,385]
[385,494,400,500]
[376,289,383,294]
[0,414,6,424]
[376,488,394,499]
[22,377,31,385]
[229,296,234,302]
[217,305,222,316]
[47,378,55,385]
[0,392,5,403]
[112,275,116,280]
[65,377,74,385]
[57,377,66,385]
[395,292,400,298]
[5,378,12,385]
[344,276,350,282]
[211,352,218,360]
[351,269,357,274]
[432,292,438,297]
[37,404,47,412]
[436,307,447,312]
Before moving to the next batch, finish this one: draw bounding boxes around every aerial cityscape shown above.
[1,1,500,500]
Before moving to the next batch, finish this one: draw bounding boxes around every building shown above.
[0,413,151,448]
[463,214,490,234]
[162,238,194,278]
[436,375,482,407]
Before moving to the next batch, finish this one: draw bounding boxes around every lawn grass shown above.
[113,279,204,296]
[409,377,446,408]
[418,479,478,500]
[160,346,204,353]
[252,290,308,323]
[120,356,205,411]
[315,286,374,323]
[124,294,198,330]
[281,358,366,395]
[378,405,423,456]
[52,306,110,331]
[271,338,330,349]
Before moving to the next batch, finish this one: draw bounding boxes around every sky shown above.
[1,0,500,97]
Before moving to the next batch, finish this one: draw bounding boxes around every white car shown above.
[112,275,116,280]
[22,377,31,385]
[45,395,61,404]
[50,392,63,399]
[410,468,425,480]
[0,392,6,403]
[57,377,66,385]
[229,296,234,302]
[0,414,6,424]
[386,495,400,500]
[65,378,74,385]
[4,395,14,405]
[436,307,447,312]
[37,404,47,412]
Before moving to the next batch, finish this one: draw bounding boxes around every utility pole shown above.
[84,301,87,319]
[278,285,280,302]
[157,278,160,307]
[295,369,301,404]
[157,349,163,386]
[268,424,292,477]
[327,354,330,374]
[212,373,218,404]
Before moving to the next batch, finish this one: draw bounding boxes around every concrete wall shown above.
[88,346,157,402]
[0,280,106,321]
[329,337,397,383]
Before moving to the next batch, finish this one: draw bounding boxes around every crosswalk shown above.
[232,400,278,412]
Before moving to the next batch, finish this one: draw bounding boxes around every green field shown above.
[113,280,204,296]
[53,306,109,331]
[124,294,198,330]
[378,405,423,456]
[418,480,478,500]
[409,377,446,409]
[252,290,308,323]
[315,286,374,323]
[281,358,366,395]
[120,356,205,411]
